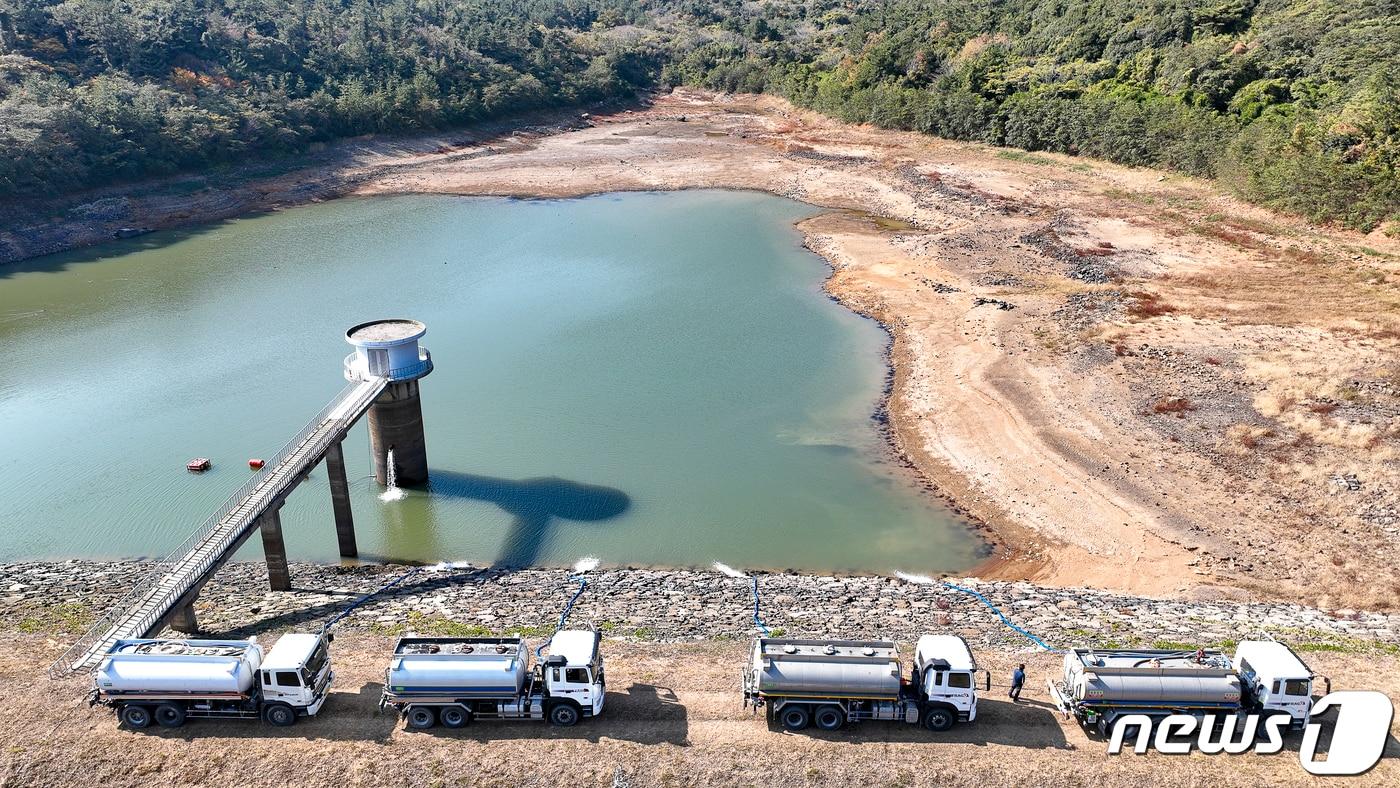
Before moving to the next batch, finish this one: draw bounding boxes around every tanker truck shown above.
[742,635,990,732]
[380,629,605,728]
[1047,641,1326,735]
[91,634,333,729]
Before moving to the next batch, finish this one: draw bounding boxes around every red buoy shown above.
[248,458,265,470]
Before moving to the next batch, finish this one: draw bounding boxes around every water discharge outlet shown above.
[379,448,406,502]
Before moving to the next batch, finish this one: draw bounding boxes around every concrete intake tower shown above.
[344,319,433,486]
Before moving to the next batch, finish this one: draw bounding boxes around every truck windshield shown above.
[1284,679,1310,696]
[947,673,972,689]
[301,640,329,684]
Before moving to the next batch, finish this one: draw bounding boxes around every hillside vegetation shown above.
[661,0,1400,231]
[2,0,1397,230]
[0,0,665,194]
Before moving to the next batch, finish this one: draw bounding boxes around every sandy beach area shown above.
[5,89,1397,609]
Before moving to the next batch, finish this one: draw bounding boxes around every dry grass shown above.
[1124,291,1175,319]
[1151,397,1195,416]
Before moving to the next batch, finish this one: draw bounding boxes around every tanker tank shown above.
[95,639,263,695]
[386,637,530,697]
[750,638,903,699]
[1064,648,1242,706]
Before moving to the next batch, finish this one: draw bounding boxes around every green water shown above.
[0,191,983,572]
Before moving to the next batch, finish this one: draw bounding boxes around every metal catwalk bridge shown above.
[50,377,388,677]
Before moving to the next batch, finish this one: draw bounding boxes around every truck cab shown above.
[1233,640,1324,731]
[541,629,605,724]
[914,635,990,730]
[257,633,334,724]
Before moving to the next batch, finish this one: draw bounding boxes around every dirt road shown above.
[5,633,1396,788]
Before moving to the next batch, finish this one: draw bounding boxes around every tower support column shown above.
[168,603,199,634]
[325,440,358,558]
[259,506,292,591]
[367,378,429,486]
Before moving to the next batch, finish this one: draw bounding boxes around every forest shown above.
[2,0,1397,230]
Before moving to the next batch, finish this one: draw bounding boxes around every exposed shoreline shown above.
[10,560,1398,648]
[5,89,1398,609]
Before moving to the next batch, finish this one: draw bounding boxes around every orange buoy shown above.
[248,458,265,469]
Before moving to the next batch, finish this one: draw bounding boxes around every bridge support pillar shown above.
[259,507,292,591]
[169,603,198,634]
[368,379,429,487]
[325,440,358,558]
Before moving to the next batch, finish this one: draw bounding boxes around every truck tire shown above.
[264,704,297,727]
[548,702,581,727]
[154,703,187,728]
[119,705,152,730]
[779,705,811,732]
[407,706,437,730]
[439,706,471,729]
[814,705,845,731]
[922,706,955,732]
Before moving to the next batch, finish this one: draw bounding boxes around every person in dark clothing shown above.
[1009,664,1026,702]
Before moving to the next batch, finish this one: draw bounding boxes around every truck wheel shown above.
[779,705,811,732]
[119,705,152,730]
[440,706,471,729]
[406,706,437,730]
[922,707,955,732]
[814,705,845,731]
[264,704,297,727]
[548,703,580,727]
[154,703,186,728]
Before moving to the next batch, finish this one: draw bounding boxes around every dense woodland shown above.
[2,0,1397,230]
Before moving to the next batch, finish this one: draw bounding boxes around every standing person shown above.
[1009,664,1026,702]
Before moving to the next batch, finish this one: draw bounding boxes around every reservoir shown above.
[0,191,983,573]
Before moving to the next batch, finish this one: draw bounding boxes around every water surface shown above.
[0,191,983,572]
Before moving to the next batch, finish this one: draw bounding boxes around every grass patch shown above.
[1152,397,1196,416]
[17,603,92,634]
[1125,291,1176,319]
[1103,187,1157,205]
[370,613,553,639]
[1151,640,1201,650]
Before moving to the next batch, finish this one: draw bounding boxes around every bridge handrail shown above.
[49,378,386,678]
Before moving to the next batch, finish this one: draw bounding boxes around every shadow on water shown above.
[426,469,631,568]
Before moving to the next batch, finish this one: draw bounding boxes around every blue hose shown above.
[941,580,1055,652]
[320,566,423,635]
[537,576,588,656]
[751,576,770,636]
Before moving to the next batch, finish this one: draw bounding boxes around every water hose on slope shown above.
[940,579,1055,652]
[537,574,590,657]
[751,575,771,637]
[320,565,424,636]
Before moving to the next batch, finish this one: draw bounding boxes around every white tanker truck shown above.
[1047,641,1327,735]
[743,635,990,732]
[380,630,605,728]
[91,634,333,728]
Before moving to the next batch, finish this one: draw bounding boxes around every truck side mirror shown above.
[984,670,992,691]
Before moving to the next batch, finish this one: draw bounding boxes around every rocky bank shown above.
[6,561,1398,652]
